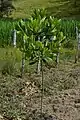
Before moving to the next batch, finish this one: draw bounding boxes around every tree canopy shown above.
[0,0,15,17]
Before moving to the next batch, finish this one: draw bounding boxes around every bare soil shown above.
[0,62,80,120]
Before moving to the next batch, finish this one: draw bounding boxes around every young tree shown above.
[15,9,65,115]
[0,0,15,17]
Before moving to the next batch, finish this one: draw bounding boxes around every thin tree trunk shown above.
[21,38,25,78]
[41,60,44,115]
[21,52,25,78]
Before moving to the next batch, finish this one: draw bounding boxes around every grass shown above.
[11,0,80,19]
[0,19,16,47]
[11,0,49,18]
[0,18,80,47]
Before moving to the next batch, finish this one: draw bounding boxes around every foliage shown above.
[0,18,80,48]
[0,0,15,17]
[0,19,15,47]
[15,9,65,61]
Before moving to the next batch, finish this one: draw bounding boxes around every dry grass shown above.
[11,0,80,19]
[11,0,49,18]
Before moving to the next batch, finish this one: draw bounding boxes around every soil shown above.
[0,62,80,120]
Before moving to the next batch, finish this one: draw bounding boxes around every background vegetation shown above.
[11,0,80,19]
[0,19,80,46]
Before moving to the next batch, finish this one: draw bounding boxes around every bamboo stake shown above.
[37,59,41,74]
[75,26,78,63]
[13,29,16,48]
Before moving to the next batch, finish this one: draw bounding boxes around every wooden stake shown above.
[37,59,41,74]
[75,26,79,63]
[13,29,16,48]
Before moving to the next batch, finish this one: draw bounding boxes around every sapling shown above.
[29,40,54,114]
[15,8,65,115]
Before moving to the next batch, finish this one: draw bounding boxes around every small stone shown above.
[75,103,80,108]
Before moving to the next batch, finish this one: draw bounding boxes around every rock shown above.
[75,103,80,108]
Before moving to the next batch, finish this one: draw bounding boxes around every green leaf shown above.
[43,57,53,63]
[29,60,37,65]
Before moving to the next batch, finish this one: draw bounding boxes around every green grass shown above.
[0,19,16,47]
[0,19,80,47]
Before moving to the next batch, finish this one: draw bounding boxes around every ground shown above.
[0,61,80,120]
[11,0,80,19]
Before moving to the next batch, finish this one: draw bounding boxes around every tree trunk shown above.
[41,60,44,115]
[21,38,25,78]
[21,52,25,78]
